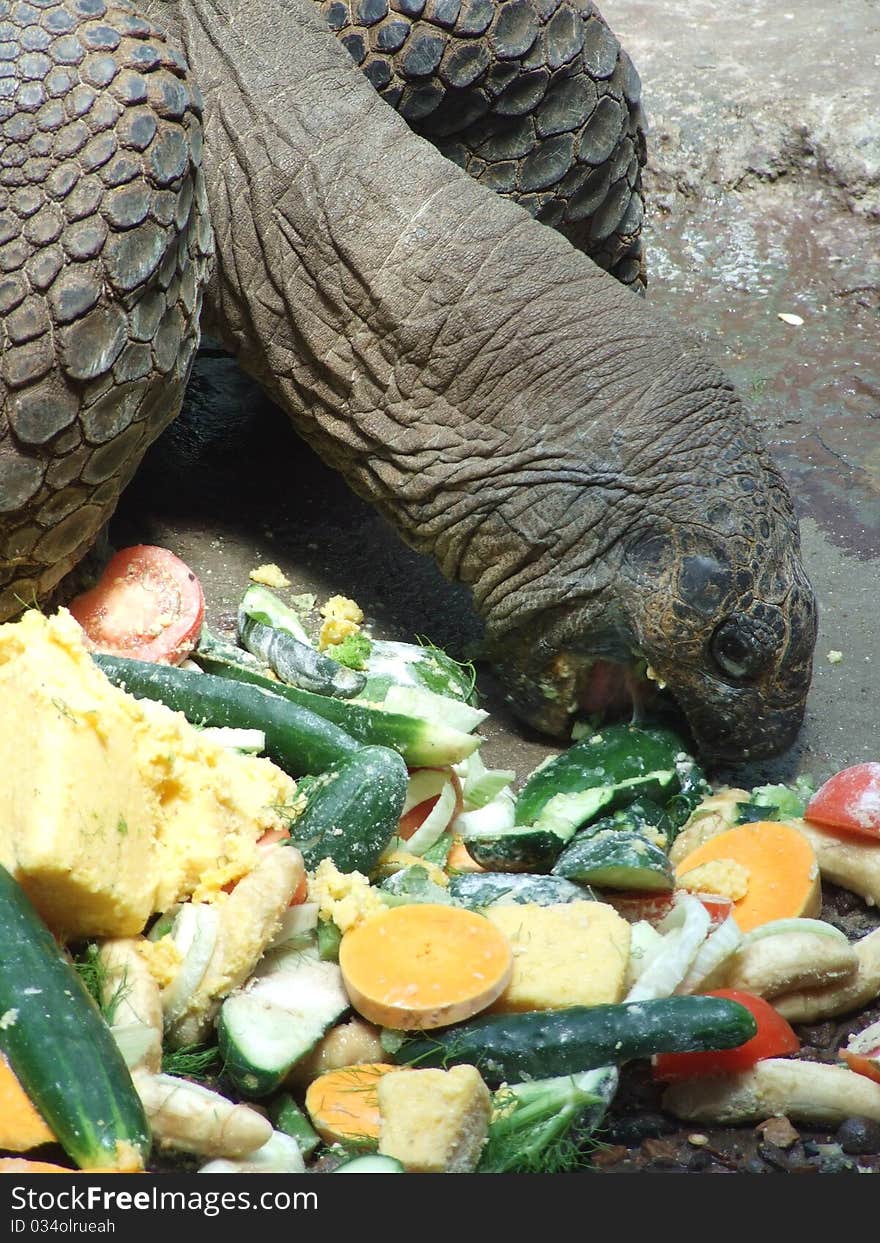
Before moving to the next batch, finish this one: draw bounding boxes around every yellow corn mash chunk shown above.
[248,563,290,588]
[485,901,631,1011]
[0,610,297,939]
[378,1066,491,1173]
[133,935,182,989]
[677,858,751,903]
[318,595,364,652]
[308,858,386,933]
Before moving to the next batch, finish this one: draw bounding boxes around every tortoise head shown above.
[488,454,817,764]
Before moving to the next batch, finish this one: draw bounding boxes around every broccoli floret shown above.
[330,632,372,670]
[478,1067,618,1173]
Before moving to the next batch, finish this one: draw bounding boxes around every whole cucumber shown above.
[94,653,360,777]
[0,867,150,1170]
[292,745,408,874]
[396,996,757,1085]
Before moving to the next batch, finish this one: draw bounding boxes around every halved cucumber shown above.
[552,830,675,891]
[94,653,360,777]
[448,872,596,909]
[192,650,480,767]
[218,951,349,1097]
[334,1154,405,1173]
[0,866,150,1170]
[515,724,688,837]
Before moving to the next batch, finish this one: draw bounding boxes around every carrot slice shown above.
[339,904,512,1029]
[841,1051,880,1086]
[675,820,821,933]
[445,835,484,874]
[305,1063,399,1145]
[0,1054,55,1153]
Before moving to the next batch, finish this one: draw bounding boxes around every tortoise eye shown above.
[710,616,774,681]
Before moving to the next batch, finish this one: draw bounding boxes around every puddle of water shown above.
[644,187,880,559]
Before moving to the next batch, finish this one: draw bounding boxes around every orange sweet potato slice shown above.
[675,820,821,933]
[339,904,512,1029]
[0,1054,55,1154]
[304,1063,399,1145]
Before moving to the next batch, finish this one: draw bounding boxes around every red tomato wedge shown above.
[805,763,880,841]
[652,989,799,1081]
[608,891,733,928]
[69,545,205,665]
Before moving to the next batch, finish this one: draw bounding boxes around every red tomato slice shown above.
[805,763,880,841]
[608,891,733,928]
[652,989,800,1081]
[69,545,205,665]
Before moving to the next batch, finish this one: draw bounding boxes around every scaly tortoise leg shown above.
[318,0,647,288]
[0,0,212,619]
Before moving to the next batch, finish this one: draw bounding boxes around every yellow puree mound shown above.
[0,610,297,939]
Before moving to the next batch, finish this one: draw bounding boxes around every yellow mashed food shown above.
[0,609,298,939]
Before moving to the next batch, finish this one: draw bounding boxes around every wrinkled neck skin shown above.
[142,0,817,761]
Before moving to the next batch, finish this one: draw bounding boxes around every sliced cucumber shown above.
[552,830,675,891]
[239,584,311,645]
[383,685,487,734]
[379,865,455,906]
[463,823,570,873]
[448,872,595,909]
[269,1094,321,1157]
[219,952,349,1097]
[334,1154,406,1173]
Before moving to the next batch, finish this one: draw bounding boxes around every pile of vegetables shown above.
[4,546,880,1175]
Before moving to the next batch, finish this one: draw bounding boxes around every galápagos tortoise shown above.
[0,0,817,759]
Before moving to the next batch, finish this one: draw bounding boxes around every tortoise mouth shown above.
[494,647,680,740]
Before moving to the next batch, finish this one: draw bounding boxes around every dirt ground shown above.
[104,0,880,1175]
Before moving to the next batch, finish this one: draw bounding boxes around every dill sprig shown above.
[478,1070,618,1174]
[161,1043,222,1082]
[73,943,128,1025]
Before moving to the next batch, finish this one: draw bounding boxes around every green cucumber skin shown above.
[397,997,757,1085]
[216,1010,288,1099]
[269,1095,321,1158]
[552,831,675,891]
[94,654,360,777]
[515,725,689,828]
[292,746,408,874]
[464,827,566,873]
[449,872,595,908]
[0,867,150,1169]
[193,651,472,767]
